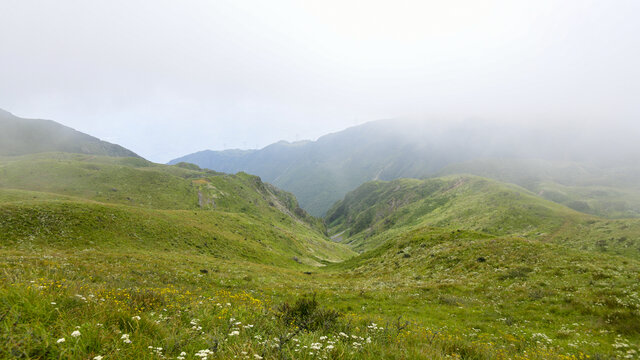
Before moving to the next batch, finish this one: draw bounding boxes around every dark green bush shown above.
[276,295,341,332]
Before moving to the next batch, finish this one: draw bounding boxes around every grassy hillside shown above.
[324,226,640,358]
[0,153,350,264]
[0,109,140,158]
[0,200,347,267]
[439,158,640,218]
[171,119,640,217]
[2,153,640,359]
[326,176,640,259]
[3,212,638,359]
[0,153,323,231]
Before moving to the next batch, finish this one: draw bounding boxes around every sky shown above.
[1,0,639,162]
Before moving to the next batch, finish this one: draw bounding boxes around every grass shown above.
[1,154,640,359]
[1,244,619,360]
[326,175,640,259]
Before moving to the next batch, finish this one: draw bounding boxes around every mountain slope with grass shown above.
[439,158,640,218]
[0,109,140,158]
[2,171,638,359]
[171,119,640,216]
[324,226,640,357]
[326,175,640,259]
[0,153,352,266]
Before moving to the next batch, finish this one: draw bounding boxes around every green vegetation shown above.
[0,153,348,265]
[326,175,640,259]
[171,119,640,218]
[2,152,640,359]
[439,158,640,218]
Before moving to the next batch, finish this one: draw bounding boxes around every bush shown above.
[276,295,341,332]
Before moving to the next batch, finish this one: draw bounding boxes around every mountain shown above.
[438,158,640,218]
[0,153,352,266]
[326,175,640,259]
[3,155,639,359]
[3,156,639,359]
[0,108,140,158]
[170,118,640,216]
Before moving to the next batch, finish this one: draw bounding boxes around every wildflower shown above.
[57,338,65,343]
[326,345,334,350]
[71,330,81,338]
[121,334,131,344]
[229,330,240,336]
[195,349,214,358]
[93,356,103,360]
[254,355,263,360]
[339,332,349,338]
[132,316,141,321]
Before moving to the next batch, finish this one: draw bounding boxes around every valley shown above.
[1,111,639,359]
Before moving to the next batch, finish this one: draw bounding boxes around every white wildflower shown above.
[71,330,81,338]
[56,338,65,343]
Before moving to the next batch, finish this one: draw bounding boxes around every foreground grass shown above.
[1,245,635,359]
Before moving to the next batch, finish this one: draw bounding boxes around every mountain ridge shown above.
[170,118,640,216]
[0,108,141,158]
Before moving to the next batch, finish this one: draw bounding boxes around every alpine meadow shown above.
[2,1,640,360]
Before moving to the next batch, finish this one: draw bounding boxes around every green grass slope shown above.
[326,175,640,259]
[2,155,639,358]
[324,226,640,358]
[439,158,640,218]
[0,153,352,265]
[0,153,322,230]
[0,199,348,267]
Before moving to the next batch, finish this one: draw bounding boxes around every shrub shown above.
[275,295,341,332]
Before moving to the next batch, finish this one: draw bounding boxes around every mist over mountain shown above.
[170,118,640,216]
[0,109,140,158]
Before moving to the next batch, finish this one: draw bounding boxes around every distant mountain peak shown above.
[0,109,141,159]
[0,108,15,117]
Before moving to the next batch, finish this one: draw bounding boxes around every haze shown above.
[1,0,639,162]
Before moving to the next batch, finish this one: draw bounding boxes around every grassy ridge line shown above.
[0,152,328,233]
[438,158,640,218]
[0,109,141,158]
[326,175,640,259]
[0,199,352,267]
[0,153,354,266]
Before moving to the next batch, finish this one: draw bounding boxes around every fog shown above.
[1,0,639,162]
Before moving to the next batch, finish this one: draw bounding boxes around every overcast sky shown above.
[1,0,639,162]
